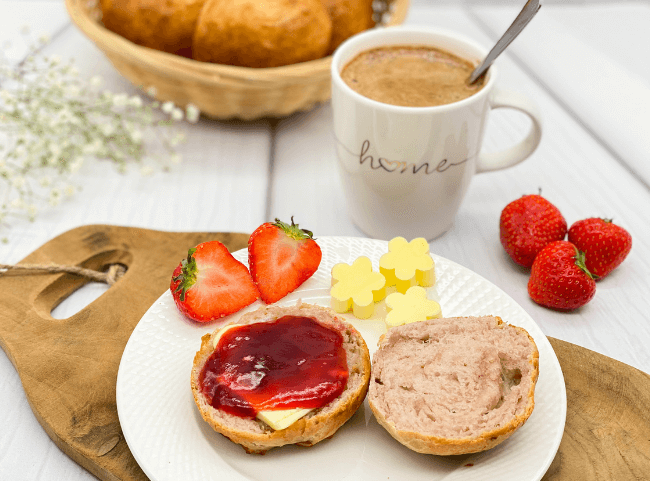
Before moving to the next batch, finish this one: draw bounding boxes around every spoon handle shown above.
[468,0,542,84]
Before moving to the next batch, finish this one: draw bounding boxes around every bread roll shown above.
[368,315,539,455]
[320,0,375,54]
[99,0,206,57]
[192,0,333,68]
[191,303,371,454]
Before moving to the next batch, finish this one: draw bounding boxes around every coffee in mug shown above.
[331,27,543,241]
[340,45,485,107]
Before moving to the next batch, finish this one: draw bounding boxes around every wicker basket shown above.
[65,0,409,120]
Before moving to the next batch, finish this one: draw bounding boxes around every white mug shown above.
[331,27,542,240]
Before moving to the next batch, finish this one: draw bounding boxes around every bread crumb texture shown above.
[369,316,539,455]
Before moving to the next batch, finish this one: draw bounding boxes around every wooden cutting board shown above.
[0,225,648,481]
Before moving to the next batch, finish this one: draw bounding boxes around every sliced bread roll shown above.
[191,303,371,454]
[368,316,539,455]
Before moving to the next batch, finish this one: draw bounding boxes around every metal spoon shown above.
[468,0,542,85]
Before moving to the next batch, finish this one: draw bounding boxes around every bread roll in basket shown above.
[65,0,409,120]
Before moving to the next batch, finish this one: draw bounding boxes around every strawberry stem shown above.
[173,247,198,301]
[572,246,597,280]
[273,216,316,240]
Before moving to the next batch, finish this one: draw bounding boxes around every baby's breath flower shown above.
[161,101,175,114]
[101,123,115,136]
[12,176,25,189]
[69,157,84,173]
[65,85,81,97]
[169,131,186,147]
[27,204,38,221]
[171,107,184,121]
[129,129,143,143]
[186,104,200,123]
[0,33,187,235]
[49,188,61,206]
[112,93,129,107]
[129,95,143,108]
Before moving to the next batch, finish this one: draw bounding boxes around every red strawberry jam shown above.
[198,315,349,418]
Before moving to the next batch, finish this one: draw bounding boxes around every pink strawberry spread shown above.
[369,316,537,438]
[198,315,349,418]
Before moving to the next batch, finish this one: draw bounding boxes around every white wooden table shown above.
[1,0,649,479]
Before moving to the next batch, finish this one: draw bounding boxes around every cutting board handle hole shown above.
[51,280,110,319]
[33,250,133,320]
[50,263,129,319]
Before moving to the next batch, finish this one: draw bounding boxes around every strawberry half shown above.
[567,217,632,279]
[500,194,567,267]
[248,217,322,304]
[528,240,596,310]
[171,241,260,322]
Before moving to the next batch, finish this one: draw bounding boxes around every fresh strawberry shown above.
[528,240,596,310]
[171,241,260,322]
[248,217,322,304]
[500,194,567,267]
[567,218,632,279]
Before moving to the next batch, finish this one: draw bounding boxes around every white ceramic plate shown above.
[117,237,566,481]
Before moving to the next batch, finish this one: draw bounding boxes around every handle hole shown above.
[33,250,132,320]
[51,281,110,320]
[50,263,128,320]
[483,109,532,154]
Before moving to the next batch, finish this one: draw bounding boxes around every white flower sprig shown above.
[0,33,200,237]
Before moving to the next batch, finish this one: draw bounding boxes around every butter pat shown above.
[331,256,386,319]
[385,286,442,327]
[257,408,312,430]
[211,323,242,349]
[379,237,435,293]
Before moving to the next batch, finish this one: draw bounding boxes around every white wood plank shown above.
[470,3,650,186]
[0,0,70,63]
[273,6,650,376]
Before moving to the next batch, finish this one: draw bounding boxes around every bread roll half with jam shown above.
[191,303,371,454]
[368,315,539,455]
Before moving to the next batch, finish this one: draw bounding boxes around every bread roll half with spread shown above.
[191,303,371,454]
[369,316,539,455]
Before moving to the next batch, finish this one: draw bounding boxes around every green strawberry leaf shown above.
[173,247,198,301]
[273,216,316,240]
[573,246,597,280]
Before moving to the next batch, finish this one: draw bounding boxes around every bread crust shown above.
[100,0,206,57]
[368,316,539,456]
[320,0,375,54]
[192,0,332,67]
[191,303,371,454]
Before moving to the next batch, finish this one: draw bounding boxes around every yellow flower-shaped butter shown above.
[385,286,442,327]
[379,237,435,294]
[331,256,386,319]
